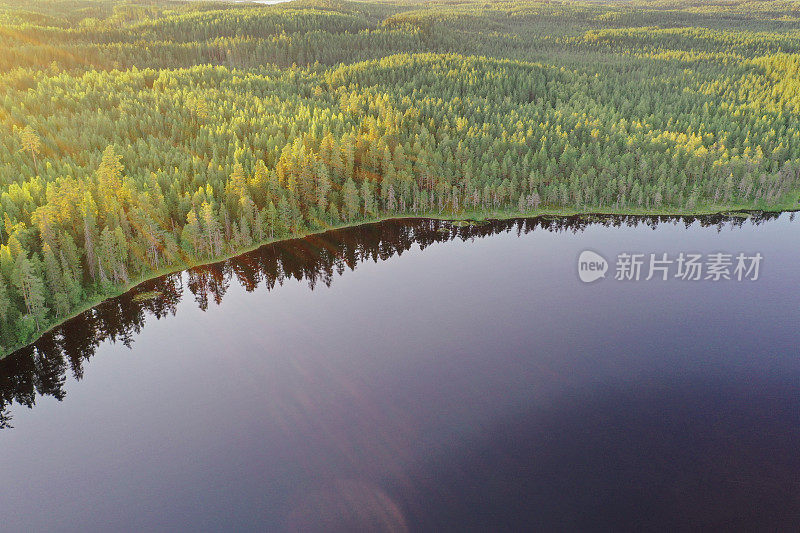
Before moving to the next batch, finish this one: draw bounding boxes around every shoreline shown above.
[2,203,798,360]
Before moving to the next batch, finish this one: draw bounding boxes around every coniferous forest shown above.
[2,0,800,354]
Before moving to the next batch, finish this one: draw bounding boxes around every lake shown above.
[1,214,799,531]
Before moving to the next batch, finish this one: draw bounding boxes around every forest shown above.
[1,0,800,355]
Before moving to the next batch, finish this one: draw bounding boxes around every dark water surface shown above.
[2,215,799,531]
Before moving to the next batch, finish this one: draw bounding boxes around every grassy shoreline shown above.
[2,201,798,360]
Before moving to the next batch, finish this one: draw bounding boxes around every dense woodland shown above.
[2,0,800,354]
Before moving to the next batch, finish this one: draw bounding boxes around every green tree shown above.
[12,253,49,333]
[19,126,41,173]
[343,178,360,222]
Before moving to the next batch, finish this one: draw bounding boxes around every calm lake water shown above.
[2,214,799,531]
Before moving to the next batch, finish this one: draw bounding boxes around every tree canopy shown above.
[1,0,800,354]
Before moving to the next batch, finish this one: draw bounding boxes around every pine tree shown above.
[97,145,124,192]
[361,180,375,218]
[12,253,49,332]
[226,162,249,217]
[343,178,360,221]
[201,201,222,257]
[315,163,331,213]
[277,196,292,236]
[42,242,70,317]
[81,192,99,282]
[265,201,277,239]
[183,209,202,256]
[0,271,10,327]
[19,126,41,173]
[58,232,82,305]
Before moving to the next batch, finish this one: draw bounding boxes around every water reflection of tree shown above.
[0,213,784,428]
